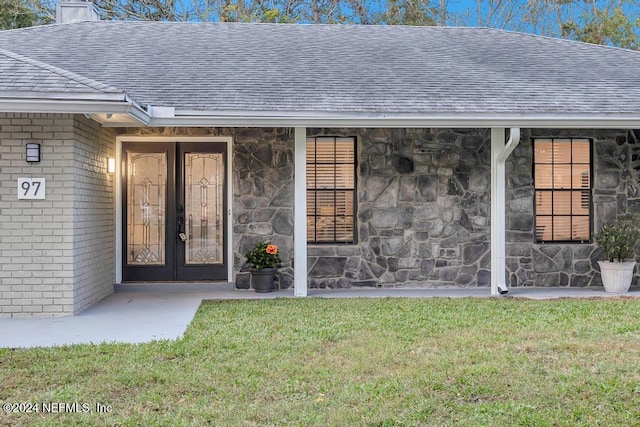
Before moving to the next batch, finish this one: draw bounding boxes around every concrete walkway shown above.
[1,284,637,349]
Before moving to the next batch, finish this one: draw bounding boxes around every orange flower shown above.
[266,244,278,255]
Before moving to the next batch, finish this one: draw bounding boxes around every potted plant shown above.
[244,242,281,292]
[593,214,639,293]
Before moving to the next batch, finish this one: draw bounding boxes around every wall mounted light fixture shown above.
[26,143,41,163]
[107,157,116,174]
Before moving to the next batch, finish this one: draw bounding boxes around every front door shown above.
[122,142,227,282]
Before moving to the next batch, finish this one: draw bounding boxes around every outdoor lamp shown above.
[108,158,116,174]
[26,143,41,163]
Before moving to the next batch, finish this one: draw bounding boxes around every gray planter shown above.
[250,268,277,293]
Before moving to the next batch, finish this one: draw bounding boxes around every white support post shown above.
[490,128,520,296]
[294,127,308,297]
[115,139,122,284]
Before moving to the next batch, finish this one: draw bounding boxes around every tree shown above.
[0,0,52,29]
[450,0,640,49]
[561,2,639,49]
[4,0,640,50]
[374,0,438,25]
[91,0,195,21]
[447,0,530,30]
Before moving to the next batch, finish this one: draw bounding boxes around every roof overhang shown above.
[0,94,151,126]
[116,110,640,129]
[2,101,640,129]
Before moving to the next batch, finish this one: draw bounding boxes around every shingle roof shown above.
[1,21,639,115]
[0,47,124,97]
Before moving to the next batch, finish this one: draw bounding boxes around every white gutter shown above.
[126,111,640,129]
[123,95,152,125]
[0,95,151,125]
[0,91,129,102]
[2,99,639,129]
[490,128,521,296]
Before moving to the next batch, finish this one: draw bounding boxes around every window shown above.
[307,137,356,243]
[534,138,591,243]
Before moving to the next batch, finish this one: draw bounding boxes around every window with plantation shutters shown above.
[534,138,591,243]
[307,137,356,243]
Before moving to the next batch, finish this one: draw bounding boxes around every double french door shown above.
[122,142,227,282]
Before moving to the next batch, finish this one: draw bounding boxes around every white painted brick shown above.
[2,292,23,299]
[0,113,115,316]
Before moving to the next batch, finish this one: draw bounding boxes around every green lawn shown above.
[2,298,640,426]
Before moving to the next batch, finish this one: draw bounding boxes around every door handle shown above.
[177,205,186,241]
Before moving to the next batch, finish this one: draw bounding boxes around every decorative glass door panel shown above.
[184,153,224,265]
[122,142,227,282]
[126,152,167,266]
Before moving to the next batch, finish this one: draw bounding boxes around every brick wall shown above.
[72,115,116,313]
[0,113,115,317]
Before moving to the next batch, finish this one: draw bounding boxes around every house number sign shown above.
[17,178,46,200]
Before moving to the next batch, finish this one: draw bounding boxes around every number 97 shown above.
[21,180,41,196]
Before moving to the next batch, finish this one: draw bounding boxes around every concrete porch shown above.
[1,284,638,349]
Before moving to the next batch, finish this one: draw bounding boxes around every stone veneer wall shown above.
[506,129,640,288]
[232,129,294,289]
[308,128,640,289]
[117,127,295,290]
[119,126,640,290]
[308,128,494,288]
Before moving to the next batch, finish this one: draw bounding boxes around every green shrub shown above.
[593,214,640,262]
[244,241,281,270]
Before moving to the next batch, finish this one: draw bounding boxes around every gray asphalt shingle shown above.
[0,47,124,96]
[1,21,639,114]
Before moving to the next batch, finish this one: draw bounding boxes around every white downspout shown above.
[490,128,521,296]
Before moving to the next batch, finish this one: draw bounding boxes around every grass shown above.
[2,298,640,426]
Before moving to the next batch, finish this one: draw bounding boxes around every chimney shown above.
[56,0,100,24]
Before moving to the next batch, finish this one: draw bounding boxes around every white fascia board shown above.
[0,91,128,102]
[0,98,151,125]
[151,111,640,129]
[4,100,639,129]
